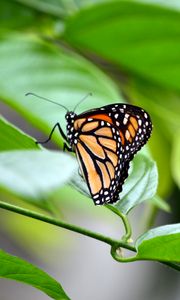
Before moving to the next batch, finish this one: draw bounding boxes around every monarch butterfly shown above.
[26,93,152,205]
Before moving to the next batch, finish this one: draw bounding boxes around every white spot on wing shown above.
[115,113,119,119]
[123,118,128,125]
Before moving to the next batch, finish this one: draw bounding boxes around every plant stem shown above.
[106,205,132,241]
[111,243,137,263]
[0,200,179,272]
[0,200,135,252]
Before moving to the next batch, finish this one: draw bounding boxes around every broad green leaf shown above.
[0,116,38,151]
[70,154,158,213]
[136,0,180,11]
[15,0,69,17]
[0,34,120,147]
[0,0,64,38]
[70,170,89,199]
[171,132,180,188]
[0,0,37,30]
[115,154,158,214]
[63,1,180,91]
[0,150,77,201]
[135,223,180,262]
[0,249,70,300]
[76,0,180,12]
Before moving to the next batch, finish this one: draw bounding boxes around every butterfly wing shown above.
[72,103,152,205]
[73,118,127,204]
[77,103,152,161]
[108,104,152,162]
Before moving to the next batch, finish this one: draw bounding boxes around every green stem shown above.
[106,205,132,241]
[111,243,137,263]
[0,201,179,272]
[0,200,135,252]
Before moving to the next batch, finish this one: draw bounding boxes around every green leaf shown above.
[0,25,121,207]
[70,169,89,199]
[135,223,180,262]
[0,0,64,38]
[0,34,120,146]
[0,116,38,151]
[15,0,89,17]
[15,0,69,17]
[171,132,180,188]
[76,0,180,12]
[135,0,180,12]
[115,154,158,214]
[0,248,70,299]
[0,150,77,201]
[0,0,37,31]
[64,1,180,91]
[70,153,158,213]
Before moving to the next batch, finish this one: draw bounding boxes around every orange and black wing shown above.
[72,103,152,205]
[73,118,127,205]
[109,104,152,162]
[77,103,152,161]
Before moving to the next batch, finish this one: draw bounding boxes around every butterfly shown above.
[28,93,152,206]
[65,103,152,205]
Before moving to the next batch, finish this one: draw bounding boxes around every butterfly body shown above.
[65,103,152,205]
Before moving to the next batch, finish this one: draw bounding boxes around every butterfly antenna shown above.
[25,92,69,112]
[73,92,92,112]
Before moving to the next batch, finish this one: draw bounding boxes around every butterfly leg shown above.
[36,123,67,145]
[63,143,72,152]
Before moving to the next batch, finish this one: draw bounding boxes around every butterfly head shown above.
[65,111,77,146]
[65,111,76,121]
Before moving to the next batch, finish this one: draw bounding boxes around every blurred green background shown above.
[0,1,179,299]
